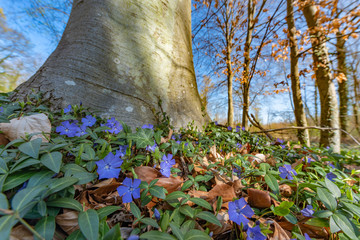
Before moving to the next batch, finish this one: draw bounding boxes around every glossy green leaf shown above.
[34,216,55,240]
[47,198,83,212]
[141,217,159,228]
[325,178,341,198]
[27,171,54,188]
[10,159,40,173]
[47,177,78,195]
[0,193,9,210]
[11,185,47,211]
[78,209,99,240]
[342,202,360,218]
[97,206,121,220]
[141,231,176,240]
[149,185,166,199]
[130,202,141,219]
[317,187,337,211]
[166,191,187,201]
[184,229,211,240]
[195,211,221,226]
[0,215,16,240]
[332,213,360,239]
[265,174,279,194]
[189,198,212,210]
[18,138,42,159]
[103,223,121,240]
[179,205,194,218]
[66,230,86,240]
[169,222,184,240]
[0,158,8,174]
[3,171,36,191]
[181,180,193,191]
[40,152,62,173]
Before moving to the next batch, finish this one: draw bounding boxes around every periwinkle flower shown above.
[305,233,312,240]
[160,162,172,177]
[146,142,157,153]
[228,198,254,227]
[116,145,128,158]
[75,125,88,137]
[56,121,78,137]
[329,163,335,169]
[227,126,232,131]
[279,164,297,180]
[233,167,242,178]
[0,106,3,113]
[63,105,72,114]
[95,152,123,179]
[154,208,160,221]
[142,124,154,129]
[127,236,140,240]
[103,117,122,134]
[236,143,242,149]
[117,177,141,203]
[176,140,181,145]
[246,225,266,240]
[303,157,315,164]
[81,115,96,127]
[326,172,337,182]
[214,121,218,125]
[162,154,175,166]
[301,205,314,217]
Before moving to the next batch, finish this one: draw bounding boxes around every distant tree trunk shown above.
[242,0,255,130]
[314,82,319,125]
[302,3,340,152]
[335,32,349,139]
[353,73,360,134]
[12,0,208,129]
[225,3,234,127]
[286,0,310,146]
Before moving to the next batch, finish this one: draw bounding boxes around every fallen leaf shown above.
[207,183,236,202]
[155,177,182,193]
[271,220,291,240]
[135,166,161,183]
[208,211,232,235]
[0,113,51,142]
[55,210,79,235]
[279,184,293,197]
[10,225,33,240]
[248,188,271,208]
[0,133,9,146]
[249,154,266,164]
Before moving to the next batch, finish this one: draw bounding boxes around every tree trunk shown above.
[286,0,310,146]
[242,0,255,130]
[12,0,208,129]
[225,2,234,127]
[302,3,340,152]
[353,74,360,135]
[335,32,349,139]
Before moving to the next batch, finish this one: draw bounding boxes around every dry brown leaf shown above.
[160,128,173,143]
[207,183,236,202]
[248,188,271,208]
[0,113,51,142]
[188,189,209,199]
[0,133,9,146]
[208,211,232,235]
[135,166,161,183]
[92,178,118,188]
[156,177,182,193]
[249,154,266,164]
[291,158,304,169]
[279,221,329,239]
[271,221,291,240]
[10,225,33,240]
[55,210,79,234]
[279,184,293,197]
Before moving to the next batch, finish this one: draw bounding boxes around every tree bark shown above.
[225,2,234,127]
[335,32,349,139]
[12,0,208,129]
[302,3,340,152]
[242,0,255,130]
[286,0,310,146]
[353,73,360,135]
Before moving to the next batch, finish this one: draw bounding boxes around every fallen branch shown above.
[247,113,274,141]
[251,126,360,146]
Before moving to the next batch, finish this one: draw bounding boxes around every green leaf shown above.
[313,210,333,218]
[130,202,141,219]
[317,187,337,211]
[181,180,193,191]
[34,216,55,240]
[184,229,211,240]
[78,209,99,240]
[97,206,121,220]
[342,202,360,218]
[149,179,159,188]
[103,224,121,240]
[169,222,184,240]
[128,128,154,149]
[306,218,329,228]
[160,211,170,232]
[10,159,40,173]
[0,193,8,211]
[166,191,187,201]
[265,174,279,194]
[11,185,47,211]
[140,231,176,240]
[40,152,62,173]
[271,201,294,216]
[189,198,212,210]
[3,171,36,191]
[141,217,159,228]
[18,138,42,159]
[181,220,195,233]
[179,205,194,218]
[0,215,16,240]
[325,178,341,198]
[27,171,54,188]
[0,158,8,174]
[195,211,221,226]
[47,198,83,212]
[149,185,166,199]
[66,230,86,240]
[284,213,298,224]
[332,213,360,239]
[47,177,78,195]
[37,200,47,217]
[330,215,341,233]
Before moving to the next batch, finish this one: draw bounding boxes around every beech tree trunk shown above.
[353,74,360,135]
[335,33,349,139]
[12,0,208,129]
[302,3,340,152]
[225,2,234,127]
[286,0,310,146]
[241,0,255,130]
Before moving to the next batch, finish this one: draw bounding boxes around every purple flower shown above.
[236,143,242,149]
[146,142,157,152]
[95,152,123,179]
[115,145,128,158]
[75,125,88,137]
[0,106,3,113]
[154,208,160,221]
[228,198,254,227]
[326,172,337,182]
[279,164,297,180]
[56,121,78,137]
[242,127,246,131]
[63,105,72,114]
[117,177,141,203]
[160,162,172,177]
[280,144,286,149]
[214,121,218,125]
[127,236,139,240]
[184,143,189,147]
[305,233,312,240]
[235,126,240,132]
[301,205,314,217]
[329,163,335,169]
[81,115,96,127]
[103,118,122,134]
[171,135,176,140]
[246,225,266,240]
[233,167,242,178]
[303,157,315,164]
[227,126,232,131]
[142,124,154,129]
[176,140,181,145]
[162,154,175,166]
[277,138,284,144]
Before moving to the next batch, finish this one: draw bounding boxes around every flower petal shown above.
[122,192,133,203]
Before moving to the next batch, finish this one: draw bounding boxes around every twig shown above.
[247,113,274,141]
[251,126,360,146]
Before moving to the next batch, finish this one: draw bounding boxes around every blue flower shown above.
[303,157,315,164]
[95,152,123,179]
[326,172,337,182]
[279,164,297,180]
[184,143,189,147]
[233,167,242,178]
[242,127,245,131]
[146,142,157,153]
[63,105,72,114]
[81,115,96,127]
[277,138,284,144]
[75,125,88,137]
[214,121,218,125]
[301,205,314,217]
[117,177,141,203]
[115,145,128,158]
[160,162,172,177]
[246,225,266,240]
[227,126,232,131]
[305,233,312,240]
[162,154,175,166]
[280,144,286,149]
[228,198,254,227]
[127,235,139,240]
[0,106,3,113]
[154,208,160,221]
[142,124,154,129]
[176,140,181,145]
[171,135,176,140]
[103,118,122,134]
[235,126,241,132]
[56,121,78,137]
[329,163,335,169]
[236,143,242,149]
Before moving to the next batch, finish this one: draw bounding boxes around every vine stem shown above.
[16,214,45,240]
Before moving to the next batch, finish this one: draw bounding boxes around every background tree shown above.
[12,0,208,129]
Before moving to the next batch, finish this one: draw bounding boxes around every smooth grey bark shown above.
[12,0,208,129]
[286,0,310,146]
[302,3,340,152]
